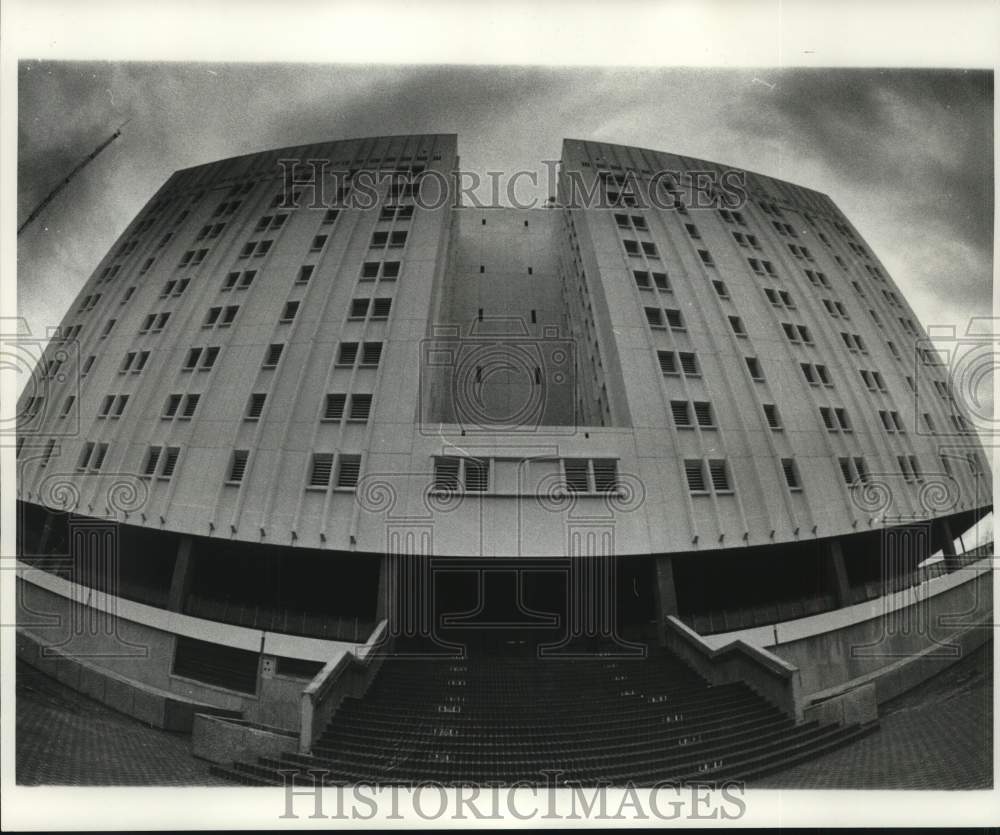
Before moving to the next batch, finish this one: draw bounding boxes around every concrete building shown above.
[16,135,991,747]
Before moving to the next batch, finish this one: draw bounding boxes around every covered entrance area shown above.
[380,555,656,656]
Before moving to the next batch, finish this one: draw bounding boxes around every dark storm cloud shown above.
[723,68,993,320]
[16,63,993,365]
[727,69,992,250]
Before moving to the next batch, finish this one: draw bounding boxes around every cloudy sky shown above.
[17,63,993,354]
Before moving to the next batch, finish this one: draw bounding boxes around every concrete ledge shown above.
[696,559,992,710]
[17,629,241,732]
[664,616,804,723]
[17,562,362,662]
[701,556,993,650]
[300,620,388,753]
[804,682,878,727]
[192,714,297,765]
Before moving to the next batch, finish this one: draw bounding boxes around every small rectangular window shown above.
[142,446,162,475]
[564,459,590,492]
[745,356,764,381]
[685,459,707,493]
[671,400,692,428]
[782,458,801,490]
[360,342,382,367]
[592,459,618,492]
[763,403,781,430]
[308,453,334,488]
[679,352,699,377]
[246,393,266,420]
[657,351,677,375]
[160,447,180,478]
[348,394,373,421]
[91,443,108,471]
[708,460,730,492]
[433,457,460,491]
[336,454,362,488]
[323,393,346,421]
[77,442,95,472]
[281,301,299,322]
[464,458,489,492]
[163,394,181,418]
[263,343,284,368]
[337,342,359,366]
[228,450,249,484]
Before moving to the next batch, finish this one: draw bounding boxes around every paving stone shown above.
[15,660,229,786]
[16,641,992,789]
[755,640,993,789]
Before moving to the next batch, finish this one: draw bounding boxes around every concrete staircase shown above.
[211,645,875,786]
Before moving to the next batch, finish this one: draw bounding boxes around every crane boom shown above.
[17,122,128,236]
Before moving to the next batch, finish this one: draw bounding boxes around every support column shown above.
[35,510,55,556]
[167,535,194,612]
[825,539,852,608]
[654,556,679,646]
[939,517,961,573]
[375,554,392,623]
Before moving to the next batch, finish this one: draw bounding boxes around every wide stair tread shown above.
[214,645,874,786]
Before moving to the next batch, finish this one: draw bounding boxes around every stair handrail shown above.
[663,615,804,723]
[299,619,388,754]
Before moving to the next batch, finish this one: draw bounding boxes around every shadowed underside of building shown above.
[16,134,992,785]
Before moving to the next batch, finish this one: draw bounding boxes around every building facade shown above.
[16,134,991,721]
